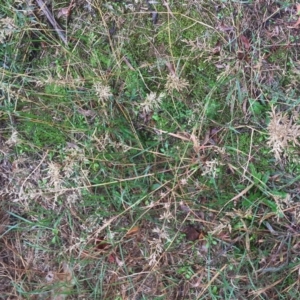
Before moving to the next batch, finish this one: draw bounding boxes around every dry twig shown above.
[35,0,67,45]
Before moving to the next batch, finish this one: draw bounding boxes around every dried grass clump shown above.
[267,106,300,161]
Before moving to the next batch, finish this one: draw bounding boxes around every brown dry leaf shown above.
[126,226,140,236]
[217,23,234,32]
[179,201,191,213]
[115,255,124,267]
[237,51,250,62]
[190,133,201,152]
[57,7,69,19]
[80,237,111,258]
[202,127,221,146]
[165,61,176,75]
[77,107,97,118]
[122,56,135,71]
[158,131,201,151]
[183,225,201,241]
[240,35,251,50]
[35,0,67,45]
[209,127,221,144]
[139,110,154,125]
[162,0,175,19]
[0,209,9,235]
[94,237,111,251]
[57,0,75,19]
[212,41,221,55]
[169,131,190,141]
[46,263,75,300]
[288,4,300,28]
[108,253,115,263]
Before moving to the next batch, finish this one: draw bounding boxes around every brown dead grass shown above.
[1,0,300,299]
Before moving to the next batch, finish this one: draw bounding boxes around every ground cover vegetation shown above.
[1,0,300,299]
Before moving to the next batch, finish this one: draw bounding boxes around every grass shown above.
[1,0,300,299]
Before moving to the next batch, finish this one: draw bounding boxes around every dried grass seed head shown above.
[93,81,113,106]
[267,106,300,161]
[140,92,165,113]
[165,73,189,94]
